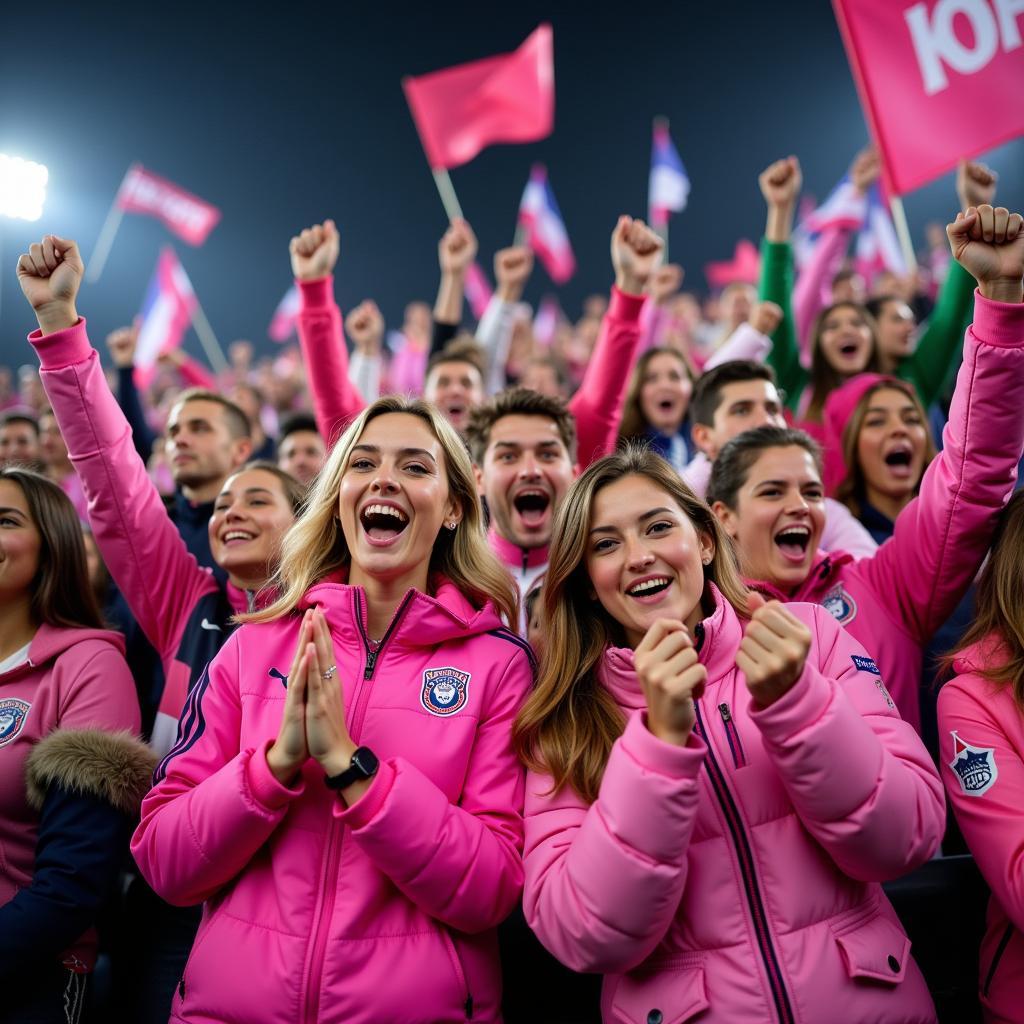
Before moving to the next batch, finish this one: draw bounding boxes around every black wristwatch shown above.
[324,747,379,790]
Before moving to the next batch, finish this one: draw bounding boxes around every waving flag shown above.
[705,239,761,289]
[134,248,197,387]
[403,24,554,170]
[855,184,907,281]
[805,174,867,233]
[533,294,563,347]
[268,285,301,343]
[116,164,221,246]
[648,120,690,227]
[518,165,575,285]
[464,262,494,320]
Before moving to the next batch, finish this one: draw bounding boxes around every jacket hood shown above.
[598,584,743,709]
[298,569,506,648]
[0,622,127,681]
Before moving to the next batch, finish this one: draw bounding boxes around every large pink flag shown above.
[833,0,1024,195]
[116,164,221,245]
[403,25,554,170]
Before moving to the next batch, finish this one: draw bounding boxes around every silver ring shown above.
[321,665,337,681]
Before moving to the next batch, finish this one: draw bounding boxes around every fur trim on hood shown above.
[26,729,157,815]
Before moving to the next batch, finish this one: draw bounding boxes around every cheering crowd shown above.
[1,148,1023,1024]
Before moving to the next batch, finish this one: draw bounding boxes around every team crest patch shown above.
[421,667,471,717]
[948,731,998,797]
[822,584,858,626]
[0,698,31,748]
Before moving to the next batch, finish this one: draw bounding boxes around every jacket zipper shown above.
[302,590,416,1022]
[718,703,747,769]
[983,922,1015,997]
[441,927,474,1019]
[694,701,794,1024]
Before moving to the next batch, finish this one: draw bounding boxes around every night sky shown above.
[1,1,1021,371]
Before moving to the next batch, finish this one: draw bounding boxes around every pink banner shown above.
[833,0,1024,195]
[116,163,221,245]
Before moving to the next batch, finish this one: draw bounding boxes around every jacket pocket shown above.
[830,906,910,985]
[611,955,708,1024]
[440,927,474,1020]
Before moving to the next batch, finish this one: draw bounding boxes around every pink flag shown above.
[832,0,1024,195]
[134,248,198,388]
[268,285,301,343]
[464,262,494,320]
[518,165,576,284]
[705,240,761,289]
[403,25,554,170]
[116,163,221,245]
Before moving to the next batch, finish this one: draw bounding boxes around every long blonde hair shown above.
[513,445,749,802]
[242,396,518,627]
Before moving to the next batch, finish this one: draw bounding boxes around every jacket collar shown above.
[226,580,276,617]
[173,490,214,527]
[745,549,856,602]
[487,525,549,570]
[0,622,126,683]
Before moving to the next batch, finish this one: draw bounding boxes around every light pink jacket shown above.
[937,636,1024,1024]
[132,574,533,1024]
[524,591,943,1023]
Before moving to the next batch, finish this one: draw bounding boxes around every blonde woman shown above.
[515,446,944,1023]
[132,397,533,1024]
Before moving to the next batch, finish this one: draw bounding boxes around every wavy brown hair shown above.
[943,491,1024,709]
[618,347,692,441]
[241,396,518,627]
[0,468,103,630]
[834,380,936,520]
[806,302,882,422]
[513,445,749,802]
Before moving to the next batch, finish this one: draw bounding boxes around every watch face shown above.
[352,747,379,778]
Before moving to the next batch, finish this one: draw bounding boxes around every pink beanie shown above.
[821,373,897,495]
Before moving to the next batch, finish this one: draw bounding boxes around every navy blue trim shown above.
[154,666,212,782]
[487,628,538,672]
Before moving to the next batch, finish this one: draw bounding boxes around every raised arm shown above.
[345,300,385,403]
[861,205,1024,642]
[105,324,157,462]
[430,218,477,357]
[291,219,365,447]
[475,246,534,394]
[758,156,809,410]
[569,216,661,466]
[900,161,998,408]
[16,235,219,662]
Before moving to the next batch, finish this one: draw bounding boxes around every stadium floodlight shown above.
[0,154,49,221]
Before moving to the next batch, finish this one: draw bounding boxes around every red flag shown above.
[116,163,221,245]
[832,0,1024,195]
[402,25,554,170]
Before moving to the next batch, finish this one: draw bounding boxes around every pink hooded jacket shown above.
[524,590,944,1023]
[747,294,1024,731]
[937,636,1024,1024]
[131,574,533,1024]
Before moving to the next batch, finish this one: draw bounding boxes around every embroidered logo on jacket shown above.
[822,584,858,625]
[0,698,31,747]
[851,654,879,675]
[421,667,470,717]
[948,731,998,797]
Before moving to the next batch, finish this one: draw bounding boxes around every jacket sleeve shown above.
[334,648,532,934]
[131,636,303,906]
[115,365,157,463]
[29,320,219,664]
[858,294,1024,643]
[474,295,517,395]
[792,224,856,355]
[821,498,877,559]
[295,276,365,447]
[759,238,809,411]
[523,711,706,973]
[937,678,1024,932]
[568,286,646,467]
[704,322,772,370]
[899,260,976,409]
[750,606,945,882]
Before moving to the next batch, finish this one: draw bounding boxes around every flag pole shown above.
[513,222,528,248]
[85,200,126,285]
[189,300,230,376]
[889,195,918,274]
[650,116,671,262]
[431,169,465,223]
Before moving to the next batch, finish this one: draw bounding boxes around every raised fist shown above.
[736,594,812,708]
[106,325,139,369]
[345,300,385,352]
[850,146,880,195]
[494,246,534,302]
[438,218,478,276]
[947,205,1024,303]
[611,216,664,296]
[758,156,802,209]
[749,301,783,337]
[957,161,997,212]
[16,235,84,336]
[634,619,706,746]
[290,220,339,281]
[648,264,685,305]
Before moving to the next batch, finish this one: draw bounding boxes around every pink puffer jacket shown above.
[523,588,944,1023]
[131,574,533,1024]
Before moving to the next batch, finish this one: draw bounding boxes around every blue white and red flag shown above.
[135,247,197,387]
[648,121,690,228]
[268,285,300,343]
[518,164,575,284]
[856,183,907,281]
